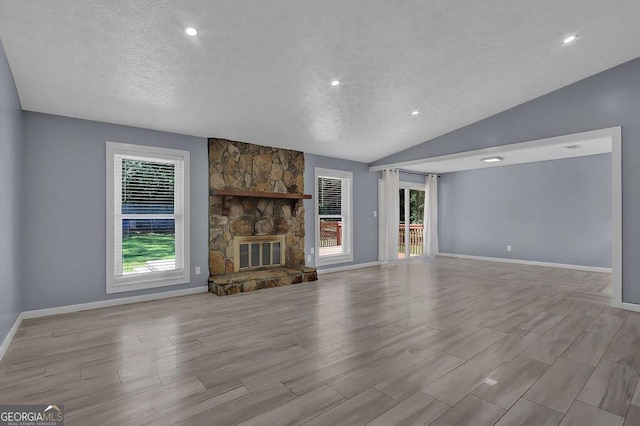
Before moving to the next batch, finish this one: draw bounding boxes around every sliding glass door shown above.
[398,186,425,258]
[378,179,427,261]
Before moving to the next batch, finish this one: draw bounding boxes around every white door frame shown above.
[373,126,623,309]
[611,129,623,309]
[378,179,429,262]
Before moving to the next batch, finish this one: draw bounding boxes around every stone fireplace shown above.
[208,138,317,295]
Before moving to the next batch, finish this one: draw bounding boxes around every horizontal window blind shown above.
[318,177,343,215]
[122,158,175,212]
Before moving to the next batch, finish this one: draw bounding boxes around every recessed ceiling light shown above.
[331,80,340,86]
[185,27,198,37]
[481,157,503,163]
[411,110,420,116]
[565,144,580,150]
[562,35,577,45]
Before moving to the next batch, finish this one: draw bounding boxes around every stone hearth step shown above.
[208,267,318,296]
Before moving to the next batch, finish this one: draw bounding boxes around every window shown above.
[106,142,190,293]
[315,168,353,265]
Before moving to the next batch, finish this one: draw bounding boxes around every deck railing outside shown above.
[319,221,342,247]
[319,221,343,257]
[319,221,425,257]
[399,224,424,256]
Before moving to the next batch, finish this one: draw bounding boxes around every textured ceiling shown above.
[1,1,639,163]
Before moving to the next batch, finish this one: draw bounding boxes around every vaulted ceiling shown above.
[1,1,640,162]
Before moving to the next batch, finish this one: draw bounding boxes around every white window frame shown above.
[315,167,353,266]
[106,142,190,294]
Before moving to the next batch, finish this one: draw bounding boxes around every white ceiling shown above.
[0,1,639,163]
[386,136,612,174]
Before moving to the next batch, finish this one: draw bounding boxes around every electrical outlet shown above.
[310,248,315,255]
[506,245,512,252]
[195,266,201,275]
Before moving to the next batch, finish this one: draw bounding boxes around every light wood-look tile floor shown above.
[1,257,638,425]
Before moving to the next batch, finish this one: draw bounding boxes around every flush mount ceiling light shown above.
[411,110,420,116]
[481,156,503,163]
[562,35,577,44]
[185,27,198,36]
[330,80,340,86]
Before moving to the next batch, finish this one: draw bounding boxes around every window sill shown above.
[316,254,354,267]
[107,272,190,294]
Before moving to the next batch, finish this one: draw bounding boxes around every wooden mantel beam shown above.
[210,189,312,200]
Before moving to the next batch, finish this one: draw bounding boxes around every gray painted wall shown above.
[0,40,22,341]
[439,155,611,268]
[371,56,640,303]
[19,114,380,311]
[400,171,427,185]
[304,154,379,269]
[22,112,208,311]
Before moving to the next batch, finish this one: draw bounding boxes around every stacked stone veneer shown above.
[209,267,318,296]
[209,138,316,295]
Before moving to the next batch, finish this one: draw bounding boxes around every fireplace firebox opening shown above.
[233,235,286,272]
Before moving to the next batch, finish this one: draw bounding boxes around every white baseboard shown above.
[438,253,612,273]
[317,261,381,275]
[621,302,640,313]
[0,312,24,363]
[21,286,209,320]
